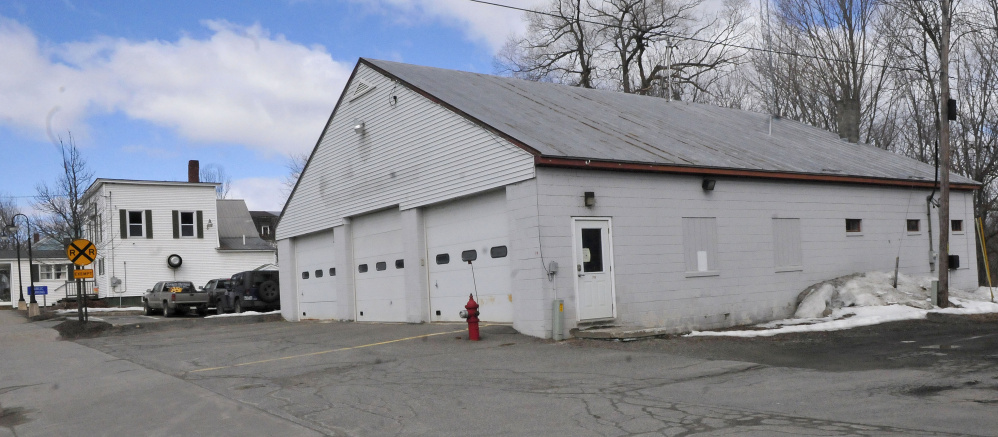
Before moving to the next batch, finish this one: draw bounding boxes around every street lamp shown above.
[7,214,37,314]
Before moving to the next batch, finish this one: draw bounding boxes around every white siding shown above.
[277,63,535,240]
[529,167,980,336]
[86,182,275,299]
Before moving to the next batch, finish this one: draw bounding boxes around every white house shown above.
[1,246,77,308]
[276,59,980,339]
[82,166,276,305]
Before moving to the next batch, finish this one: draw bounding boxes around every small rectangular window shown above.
[329,268,336,276]
[395,259,404,269]
[262,225,270,235]
[490,246,508,258]
[907,219,920,232]
[315,269,323,278]
[376,261,387,271]
[952,220,963,232]
[179,211,195,237]
[128,211,144,237]
[461,250,478,262]
[358,264,368,273]
[436,254,450,265]
[846,219,862,233]
[301,271,309,279]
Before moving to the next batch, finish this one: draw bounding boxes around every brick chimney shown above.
[188,160,200,183]
[33,233,39,243]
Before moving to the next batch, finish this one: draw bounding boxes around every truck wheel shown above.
[258,281,279,303]
[197,305,207,317]
[164,303,174,318]
[144,301,154,316]
[216,300,226,315]
[234,300,243,314]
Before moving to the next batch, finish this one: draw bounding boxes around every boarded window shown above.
[846,219,862,233]
[436,254,449,265]
[682,217,719,273]
[490,246,507,258]
[773,218,802,270]
[952,220,963,232]
[907,219,920,232]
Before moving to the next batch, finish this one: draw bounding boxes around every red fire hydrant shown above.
[461,294,480,341]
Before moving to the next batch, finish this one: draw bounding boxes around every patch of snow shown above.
[687,273,998,338]
[55,307,144,314]
[204,310,281,319]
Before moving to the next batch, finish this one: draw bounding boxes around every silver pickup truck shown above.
[143,281,209,317]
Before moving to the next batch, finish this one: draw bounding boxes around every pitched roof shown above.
[364,59,976,187]
[216,200,275,251]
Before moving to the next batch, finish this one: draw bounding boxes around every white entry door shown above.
[574,218,615,320]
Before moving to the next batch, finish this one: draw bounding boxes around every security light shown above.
[702,179,716,191]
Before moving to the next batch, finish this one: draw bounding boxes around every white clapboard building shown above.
[276,59,979,339]
[82,165,276,305]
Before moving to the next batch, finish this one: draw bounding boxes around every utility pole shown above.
[937,0,952,307]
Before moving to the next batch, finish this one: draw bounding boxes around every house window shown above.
[179,212,195,237]
[98,258,105,276]
[128,211,145,237]
[262,225,270,236]
[907,219,920,232]
[773,218,802,270]
[845,219,862,233]
[683,217,719,275]
[41,264,71,280]
[952,220,963,232]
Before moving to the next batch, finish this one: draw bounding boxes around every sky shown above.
[0,0,542,212]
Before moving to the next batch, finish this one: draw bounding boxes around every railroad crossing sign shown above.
[67,239,97,266]
[74,269,94,279]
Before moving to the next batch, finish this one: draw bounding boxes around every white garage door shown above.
[294,230,338,319]
[425,190,512,322]
[353,209,406,322]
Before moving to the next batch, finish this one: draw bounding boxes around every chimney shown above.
[33,233,39,243]
[188,160,200,183]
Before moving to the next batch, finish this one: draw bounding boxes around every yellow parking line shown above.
[190,327,471,373]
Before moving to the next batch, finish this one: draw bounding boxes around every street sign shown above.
[27,286,48,295]
[67,239,97,266]
[74,269,94,279]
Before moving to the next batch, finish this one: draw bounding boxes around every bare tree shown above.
[0,193,23,251]
[199,163,231,199]
[283,151,310,198]
[34,133,95,243]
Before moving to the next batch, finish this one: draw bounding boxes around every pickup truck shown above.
[202,278,232,315]
[143,281,209,317]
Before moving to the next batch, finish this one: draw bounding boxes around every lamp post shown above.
[7,214,38,316]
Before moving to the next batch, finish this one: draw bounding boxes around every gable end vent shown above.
[349,80,375,101]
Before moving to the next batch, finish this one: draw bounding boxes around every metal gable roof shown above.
[364,58,976,187]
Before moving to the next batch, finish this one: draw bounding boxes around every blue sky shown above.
[0,0,539,211]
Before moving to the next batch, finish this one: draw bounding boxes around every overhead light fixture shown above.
[702,179,716,191]
[584,191,596,207]
[353,120,366,135]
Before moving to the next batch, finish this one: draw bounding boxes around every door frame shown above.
[571,217,617,321]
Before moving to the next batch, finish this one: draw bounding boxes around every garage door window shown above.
[358,264,368,273]
[376,261,387,271]
[395,259,404,269]
[490,246,507,258]
[315,269,323,278]
[461,250,478,262]
[301,271,309,279]
[436,254,450,264]
[329,268,336,276]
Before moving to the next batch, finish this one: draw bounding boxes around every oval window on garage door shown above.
[461,250,477,262]
[436,253,449,265]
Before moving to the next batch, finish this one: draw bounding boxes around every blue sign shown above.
[28,286,48,295]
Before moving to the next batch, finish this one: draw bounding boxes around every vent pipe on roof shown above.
[188,160,200,183]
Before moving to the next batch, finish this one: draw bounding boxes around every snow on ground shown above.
[204,310,281,319]
[687,272,998,338]
[55,307,144,314]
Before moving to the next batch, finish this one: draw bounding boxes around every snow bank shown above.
[55,307,144,314]
[204,310,281,319]
[687,273,998,338]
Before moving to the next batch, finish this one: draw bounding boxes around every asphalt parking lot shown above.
[5,311,998,436]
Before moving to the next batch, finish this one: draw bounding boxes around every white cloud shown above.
[354,0,544,52]
[0,17,352,155]
[229,177,288,212]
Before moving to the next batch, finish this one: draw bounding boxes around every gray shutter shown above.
[172,210,180,239]
[119,209,127,239]
[196,211,204,239]
[145,210,153,239]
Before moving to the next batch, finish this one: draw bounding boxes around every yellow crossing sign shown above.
[67,239,97,266]
[74,269,94,279]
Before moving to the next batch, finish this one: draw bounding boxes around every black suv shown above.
[221,270,280,313]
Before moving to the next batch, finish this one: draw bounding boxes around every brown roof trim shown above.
[536,156,979,191]
[360,59,541,156]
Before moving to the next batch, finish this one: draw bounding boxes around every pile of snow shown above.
[55,307,144,315]
[204,310,281,319]
[688,272,998,338]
